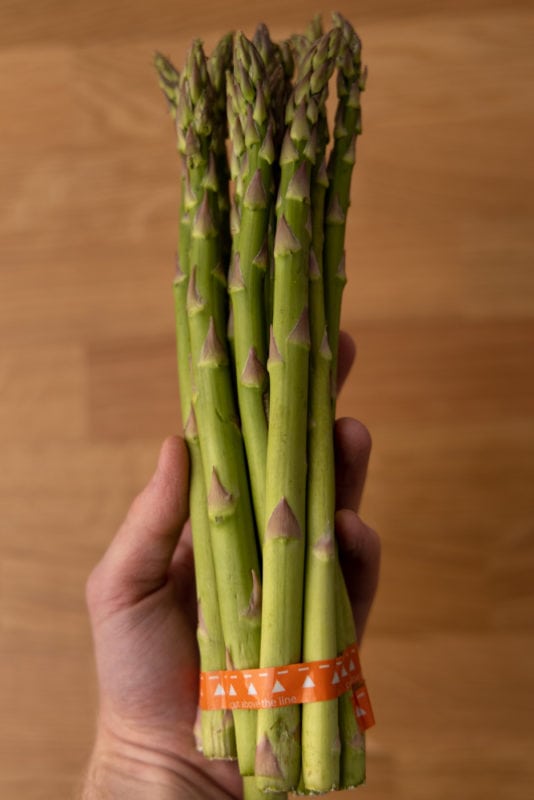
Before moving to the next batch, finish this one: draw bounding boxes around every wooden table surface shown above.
[1,1,533,798]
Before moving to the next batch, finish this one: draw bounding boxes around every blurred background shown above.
[1,1,533,798]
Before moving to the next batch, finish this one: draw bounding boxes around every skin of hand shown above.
[82,332,380,799]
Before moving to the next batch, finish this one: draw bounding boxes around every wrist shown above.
[82,717,238,800]
[83,734,184,800]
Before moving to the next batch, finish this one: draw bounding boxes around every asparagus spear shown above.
[255,31,340,794]
[184,410,237,758]
[325,13,368,788]
[154,51,236,760]
[226,33,275,543]
[336,576,366,788]
[324,12,366,399]
[154,53,190,426]
[299,26,343,793]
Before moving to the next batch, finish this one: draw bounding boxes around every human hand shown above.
[83,434,241,799]
[82,332,380,799]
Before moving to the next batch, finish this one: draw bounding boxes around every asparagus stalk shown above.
[323,13,368,788]
[155,51,235,760]
[255,178,310,796]
[179,41,262,779]
[336,573,366,788]
[189,212,264,785]
[226,33,275,543]
[184,410,237,758]
[324,12,366,401]
[154,54,191,426]
[299,28,343,793]
[255,32,340,794]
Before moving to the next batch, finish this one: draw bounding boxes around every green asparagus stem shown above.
[324,13,366,401]
[189,216,262,777]
[185,410,237,758]
[300,32,341,792]
[301,251,340,796]
[255,31,340,794]
[336,574,366,788]
[155,51,235,760]
[226,33,276,543]
[255,145,311,798]
[318,14,365,788]
[323,14,368,788]
[154,54,190,424]
[179,41,262,779]
[242,776,287,800]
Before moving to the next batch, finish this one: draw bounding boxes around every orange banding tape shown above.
[199,643,375,732]
[351,682,375,729]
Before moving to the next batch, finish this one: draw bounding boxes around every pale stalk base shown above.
[339,692,366,789]
[199,709,236,760]
[243,775,287,799]
[234,709,258,777]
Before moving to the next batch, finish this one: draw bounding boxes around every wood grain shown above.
[1,2,533,798]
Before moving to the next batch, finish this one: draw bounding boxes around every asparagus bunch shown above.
[155,12,367,797]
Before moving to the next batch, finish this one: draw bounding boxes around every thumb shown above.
[88,436,190,611]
